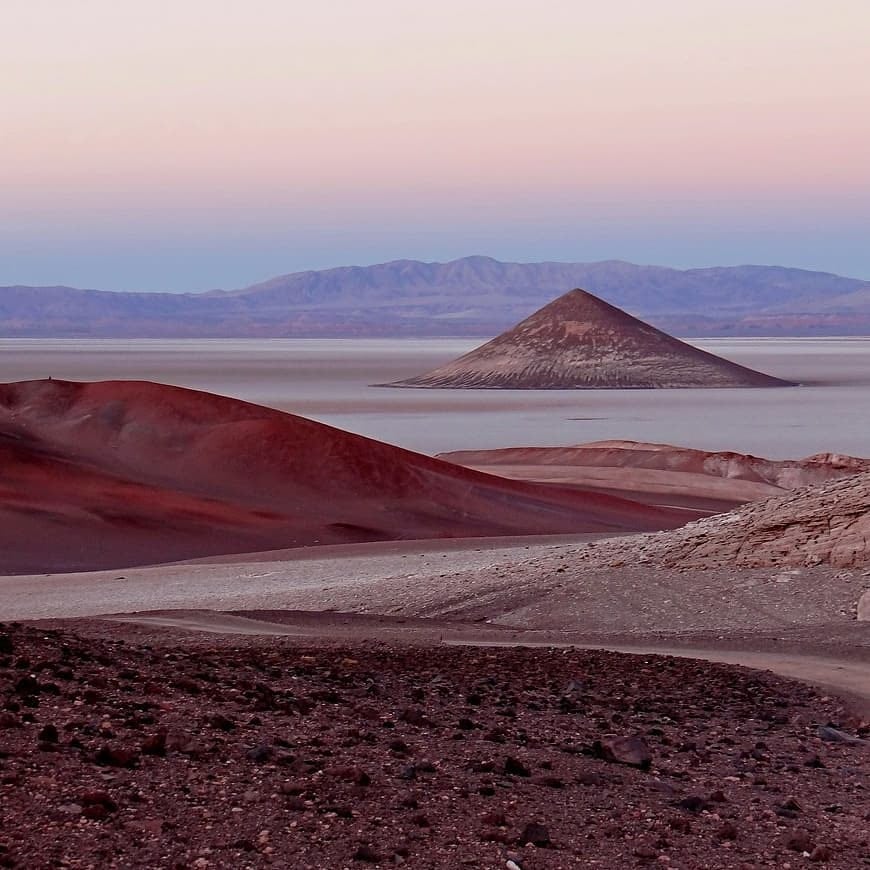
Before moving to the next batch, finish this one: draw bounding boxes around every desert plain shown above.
[1,337,869,868]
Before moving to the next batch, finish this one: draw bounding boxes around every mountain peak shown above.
[386,288,795,389]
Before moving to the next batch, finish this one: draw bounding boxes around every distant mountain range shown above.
[3,256,870,337]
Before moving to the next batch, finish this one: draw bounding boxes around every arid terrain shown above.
[2,373,869,868]
[0,380,688,574]
[6,0,870,865]
[387,290,792,389]
[438,441,869,511]
[1,617,868,869]
[2,470,869,866]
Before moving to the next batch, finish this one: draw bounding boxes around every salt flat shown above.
[2,336,869,457]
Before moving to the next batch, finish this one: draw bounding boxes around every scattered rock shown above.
[678,796,709,814]
[141,731,167,756]
[810,844,833,862]
[592,735,652,769]
[352,845,381,863]
[518,822,551,848]
[784,830,815,853]
[504,756,531,777]
[93,746,139,768]
[0,622,865,868]
[817,725,865,745]
[37,724,58,743]
[245,743,274,763]
[716,822,738,841]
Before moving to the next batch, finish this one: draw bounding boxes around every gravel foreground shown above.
[1,621,869,869]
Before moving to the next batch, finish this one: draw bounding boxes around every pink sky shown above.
[2,0,869,289]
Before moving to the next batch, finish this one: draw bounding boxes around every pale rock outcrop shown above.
[614,472,870,570]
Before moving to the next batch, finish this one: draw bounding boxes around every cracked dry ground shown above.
[1,622,869,869]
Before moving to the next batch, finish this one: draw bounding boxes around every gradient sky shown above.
[3,0,869,291]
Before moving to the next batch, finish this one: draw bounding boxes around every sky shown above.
[2,0,869,291]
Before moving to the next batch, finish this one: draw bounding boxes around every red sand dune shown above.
[0,380,692,574]
[438,440,868,512]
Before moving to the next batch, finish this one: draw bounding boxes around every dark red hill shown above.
[0,380,692,573]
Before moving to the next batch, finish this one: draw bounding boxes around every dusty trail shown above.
[98,610,870,715]
[0,534,609,621]
[449,640,870,715]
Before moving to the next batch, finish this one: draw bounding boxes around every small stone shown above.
[14,676,40,697]
[563,679,585,695]
[82,803,110,820]
[353,845,381,863]
[38,724,58,743]
[504,756,531,777]
[780,797,803,813]
[535,775,564,789]
[398,707,430,727]
[141,731,167,756]
[784,830,815,853]
[81,791,117,811]
[518,822,550,848]
[809,845,833,862]
[678,796,708,814]
[716,822,738,841]
[245,744,274,763]
[209,714,236,732]
[94,746,139,768]
[817,725,865,745]
[576,771,605,786]
[633,843,658,860]
[329,765,371,786]
[593,735,652,769]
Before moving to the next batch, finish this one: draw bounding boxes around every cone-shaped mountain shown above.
[387,289,796,389]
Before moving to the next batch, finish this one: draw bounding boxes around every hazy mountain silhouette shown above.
[2,256,869,337]
[386,289,795,389]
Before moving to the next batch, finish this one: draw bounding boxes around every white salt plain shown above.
[1,337,868,459]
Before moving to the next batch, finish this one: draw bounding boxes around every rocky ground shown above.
[576,472,870,571]
[1,620,869,869]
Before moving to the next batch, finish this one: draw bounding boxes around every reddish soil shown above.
[438,442,868,511]
[1,619,869,868]
[0,380,691,574]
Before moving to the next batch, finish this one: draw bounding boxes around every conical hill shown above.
[387,289,796,389]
